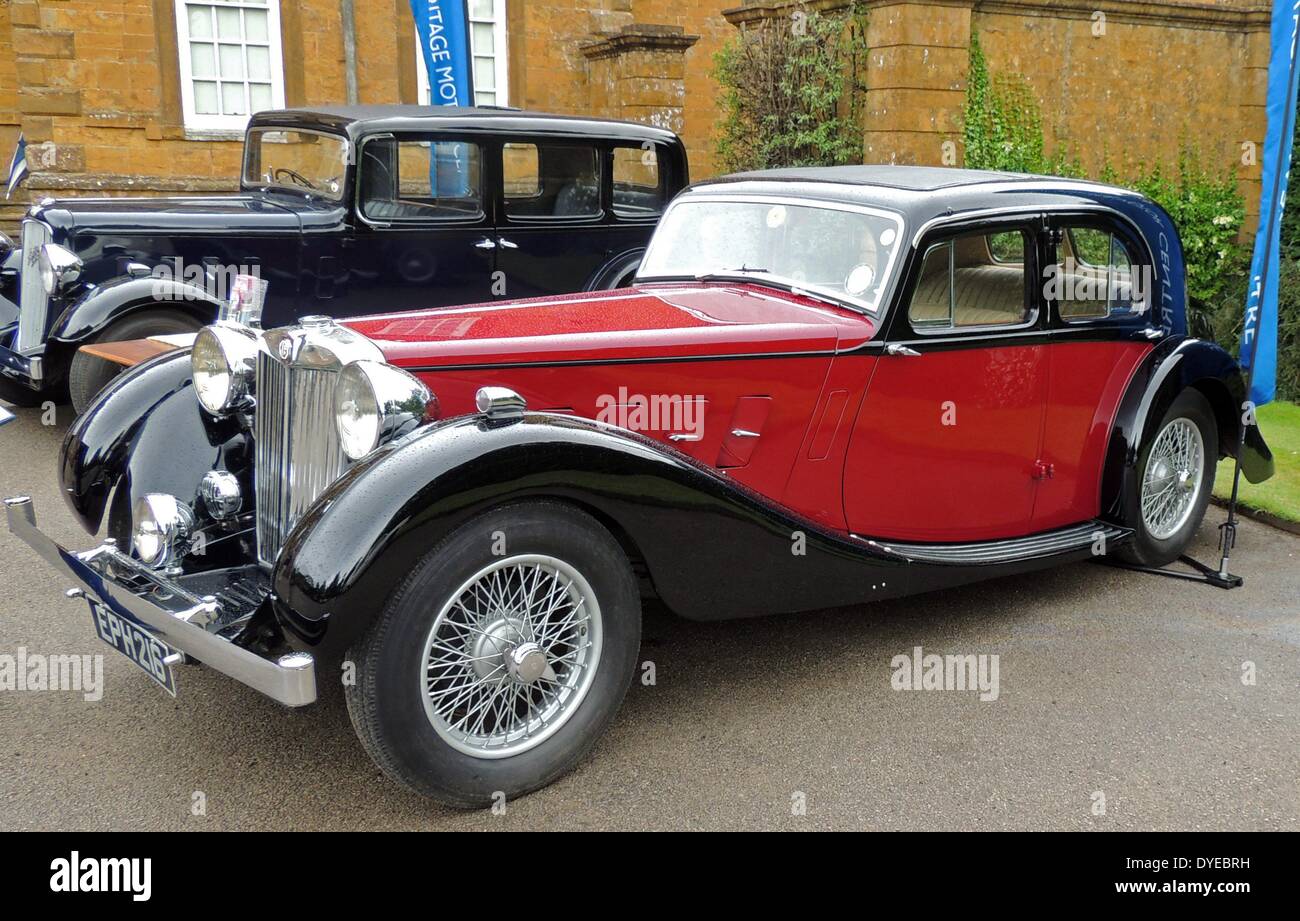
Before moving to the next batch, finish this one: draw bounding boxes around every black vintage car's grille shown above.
[15,220,51,353]
[254,349,346,567]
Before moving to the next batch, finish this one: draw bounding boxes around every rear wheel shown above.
[1117,389,1218,566]
[68,309,203,415]
[345,502,641,807]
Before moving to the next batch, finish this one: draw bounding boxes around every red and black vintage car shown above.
[5,166,1274,805]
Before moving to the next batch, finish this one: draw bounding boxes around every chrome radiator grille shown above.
[254,349,347,567]
[15,220,51,353]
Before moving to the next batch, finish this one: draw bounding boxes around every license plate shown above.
[88,600,177,696]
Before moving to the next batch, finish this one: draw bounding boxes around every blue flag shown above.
[409,0,475,107]
[408,1,475,197]
[1241,0,1300,406]
[5,133,28,199]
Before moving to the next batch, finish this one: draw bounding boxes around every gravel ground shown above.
[1,400,1296,830]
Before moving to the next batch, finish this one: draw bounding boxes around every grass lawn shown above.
[1214,401,1300,522]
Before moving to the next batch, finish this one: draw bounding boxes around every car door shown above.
[1032,214,1158,531]
[843,218,1050,541]
[493,139,613,299]
[342,133,497,315]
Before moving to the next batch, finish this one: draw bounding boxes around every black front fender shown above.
[50,276,225,344]
[59,348,248,540]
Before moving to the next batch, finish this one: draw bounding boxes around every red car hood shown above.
[342,283,877,369]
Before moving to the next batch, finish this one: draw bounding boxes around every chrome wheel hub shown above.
[1141,417,1205,541]
[420,555,602,759]
[506,642,550,685]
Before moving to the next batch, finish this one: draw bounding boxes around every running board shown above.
[857,521,1132,566]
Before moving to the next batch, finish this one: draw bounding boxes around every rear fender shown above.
[1100,337,1274,518]
[586,248,645,291]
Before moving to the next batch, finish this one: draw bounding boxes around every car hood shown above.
[31,192,343,235]
[343,283,878,370]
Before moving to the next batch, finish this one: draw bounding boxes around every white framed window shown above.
[175,0,286,133]
[416,0,509,107]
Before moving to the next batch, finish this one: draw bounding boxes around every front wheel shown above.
[1117,388,1218,567]
[345,502,642,807]
[68,309,204,415]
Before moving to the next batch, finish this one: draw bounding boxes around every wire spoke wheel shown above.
[1140,416,1205,541]
[420,554,603,759]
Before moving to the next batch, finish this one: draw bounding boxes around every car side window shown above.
[613,145,664,218]
[907,229,1032,330]
[359,138,483,224]
[1055,226,1144,321]
[503,142,601,219]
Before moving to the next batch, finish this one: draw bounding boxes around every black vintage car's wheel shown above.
[68,309,203,415]
[1117,388,1218,567]
[345,502,641,808]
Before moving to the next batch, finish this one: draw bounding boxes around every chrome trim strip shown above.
[858,520,1131,565]
[5,496,316,707]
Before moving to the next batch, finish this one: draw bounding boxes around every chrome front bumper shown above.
[4,496,317,707]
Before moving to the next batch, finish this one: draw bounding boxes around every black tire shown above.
[1116,388,1218,567]
[345,501,642,808]
[68,309,203,415]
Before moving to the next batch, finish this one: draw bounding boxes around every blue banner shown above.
[1241,0,1300,406]
[409,0,475,108]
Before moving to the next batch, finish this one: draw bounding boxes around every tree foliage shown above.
[713,3,870,173]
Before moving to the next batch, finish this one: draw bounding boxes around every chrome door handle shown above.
[1141,327,1163,340]
[884,343,922,357]
[497,238,519,250]
[474,238,497,250]
[730,429,760,439]
[668,433,702,442]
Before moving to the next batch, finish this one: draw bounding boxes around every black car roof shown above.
[249,105,681,145]
[689,165,1151,230]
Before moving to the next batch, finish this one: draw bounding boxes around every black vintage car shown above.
[0,105,687,411]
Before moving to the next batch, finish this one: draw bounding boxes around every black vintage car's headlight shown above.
[334,360,435,461]
[38,243,82,294]
[192,323,259,415]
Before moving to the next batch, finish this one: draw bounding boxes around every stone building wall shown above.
[0,0,1279,234]
[725,0,1271,228]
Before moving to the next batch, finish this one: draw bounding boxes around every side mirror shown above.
[0,231,12,260]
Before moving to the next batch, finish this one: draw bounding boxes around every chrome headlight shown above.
[38,243,82,294]
[334,360,435,461]
[192,322,259,415]
[132,494,195,571]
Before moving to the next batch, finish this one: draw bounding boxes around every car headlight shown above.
[192,322,259,415]
[38,243,82,295]
[334,360,435,461]
[132,494,195,571]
